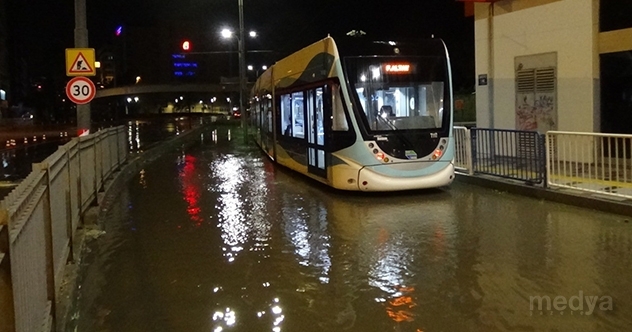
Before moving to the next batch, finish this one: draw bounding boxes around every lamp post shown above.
[222,14,256,130]
[247,64,267,79]
[238,0,246,130]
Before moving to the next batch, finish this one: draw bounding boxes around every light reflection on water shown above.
[68,127,632,332]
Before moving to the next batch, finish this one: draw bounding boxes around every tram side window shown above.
[332,85,349,131]
[255,101,259,127]
[249,100,254,124]
[265,99,272,133]
[315,87,325,145]
[280,94,292,136]
[257,99,268,132]
[252,100,260,127]
[292,91,304,139]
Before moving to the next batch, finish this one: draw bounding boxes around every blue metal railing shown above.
[471,128,546,185]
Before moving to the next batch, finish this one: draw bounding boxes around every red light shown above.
[182,40,191,51]
[180,154,203,226]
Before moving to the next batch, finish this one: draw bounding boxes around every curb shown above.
[455,173,632,217]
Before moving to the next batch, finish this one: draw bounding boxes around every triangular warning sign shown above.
[69,52,94,73]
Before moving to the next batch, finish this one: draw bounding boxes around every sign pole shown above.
[74,0,91,135]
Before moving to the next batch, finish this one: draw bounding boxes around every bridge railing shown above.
[546,131,632,199]
[0,126,127,332]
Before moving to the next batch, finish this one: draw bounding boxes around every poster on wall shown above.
[515,53,557,134]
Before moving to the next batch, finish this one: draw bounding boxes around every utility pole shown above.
[74,0,90,134]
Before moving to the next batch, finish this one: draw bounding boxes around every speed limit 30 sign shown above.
[66,76,96,104]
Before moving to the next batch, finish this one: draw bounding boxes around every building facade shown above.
[470,0,632,134]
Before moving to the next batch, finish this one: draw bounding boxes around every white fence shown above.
[453,126,473,175]
[454,126,632,200]
[0,126,127,332]
[546,131,632,199]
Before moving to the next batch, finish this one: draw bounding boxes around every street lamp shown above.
[221,27,249,126]
[219,0,250,129]
[247,64,267,79]
[220,28,233,39]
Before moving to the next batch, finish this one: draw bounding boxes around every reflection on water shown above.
[0,118,192,200]
[68,126,632,332]
[127,117,200,153]
[0,143,65,199]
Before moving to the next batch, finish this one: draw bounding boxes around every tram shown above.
[249,36,455,191]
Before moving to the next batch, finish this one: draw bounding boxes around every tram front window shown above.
[345,56,448,133]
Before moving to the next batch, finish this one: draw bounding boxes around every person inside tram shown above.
[379,105,394,118]
[284,114,292,136]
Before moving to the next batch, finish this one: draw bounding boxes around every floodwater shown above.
[0,117,201,200]
[0,142,68,197]
[68,126,632,332]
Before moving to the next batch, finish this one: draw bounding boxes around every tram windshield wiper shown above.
[376,113,399,130]
[375,115,418,155]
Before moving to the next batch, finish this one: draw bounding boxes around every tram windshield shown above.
[345,56,449,132]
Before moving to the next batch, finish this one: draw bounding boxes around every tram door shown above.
[307,87,326,177]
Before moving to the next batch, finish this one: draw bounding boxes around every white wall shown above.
[474,0,598,132]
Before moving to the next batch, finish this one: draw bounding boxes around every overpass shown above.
[94,83,253,99]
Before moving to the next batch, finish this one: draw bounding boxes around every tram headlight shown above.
[376,152,385,161]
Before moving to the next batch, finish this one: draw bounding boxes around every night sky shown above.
[9,0,474,90]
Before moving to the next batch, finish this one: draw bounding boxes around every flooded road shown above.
[68,126,632,332]
[0,117,204,200]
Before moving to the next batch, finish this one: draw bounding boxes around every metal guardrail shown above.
[454,127,546,185]
[456,127,632,198]
[546,131,632,199]
[472,128,546,184]
[0,126,127,332]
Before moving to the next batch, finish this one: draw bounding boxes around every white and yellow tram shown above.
[249,36,455,191]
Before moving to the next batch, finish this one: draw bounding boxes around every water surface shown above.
[69,127,632,332]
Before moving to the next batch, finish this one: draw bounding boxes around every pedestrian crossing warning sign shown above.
[66,48,96,76]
